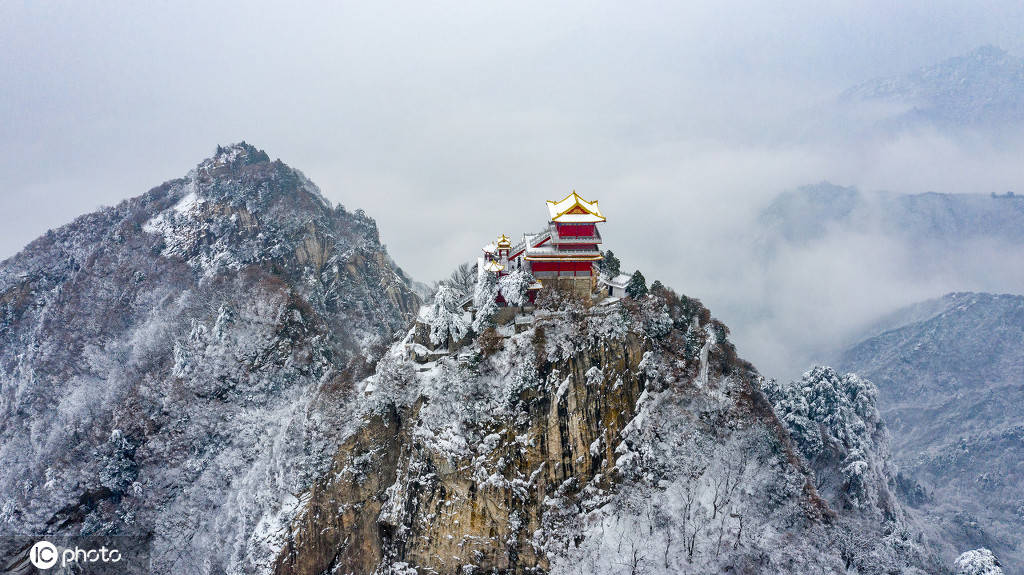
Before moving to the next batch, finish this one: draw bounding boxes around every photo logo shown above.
[26,539,124,570]
[29,540,58,569]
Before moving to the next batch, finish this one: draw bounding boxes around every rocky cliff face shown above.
[275,290,944,574]
[0,143,419,573]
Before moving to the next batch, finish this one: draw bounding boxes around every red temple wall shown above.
[555,223,596,237]
[530,261,594,272]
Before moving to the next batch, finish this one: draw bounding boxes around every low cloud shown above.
[3,1,1024,380]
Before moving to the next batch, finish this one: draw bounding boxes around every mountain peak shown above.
[134,144,383,279]
[0,143,422,572]
[207,141,271,168]
[157,142,337,224]
[191,141,280,191]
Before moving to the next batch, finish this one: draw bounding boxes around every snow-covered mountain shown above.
[837,292,1024,572]
[0,143,420,572]
[836,45,1024,135]
[0,143,955,573]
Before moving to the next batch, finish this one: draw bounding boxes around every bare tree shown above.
[444,261,477,294]
[712,443,750,557]
[614,529,649,575]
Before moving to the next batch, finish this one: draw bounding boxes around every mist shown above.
[3,1,1024,380]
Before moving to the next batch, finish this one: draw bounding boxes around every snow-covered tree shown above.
[97,429,138,495]
[599,250,620,278]
[473,265,497,309]
[625,270,648,299]
[425,284,469,347]
[498,270,534,307]
[473,266,499,332]
[640,298,674,338]
[761,367,889,511]
[955,549,1004,575]
[473,300,498,333]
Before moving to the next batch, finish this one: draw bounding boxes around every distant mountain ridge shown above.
[811,45,1024,138]
[839,45,1024,132]
[761,182,1024,247]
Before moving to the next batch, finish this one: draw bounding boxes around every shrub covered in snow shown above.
[955,548,1004,575]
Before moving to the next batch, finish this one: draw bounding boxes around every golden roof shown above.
[482,260,505,272]
[496,233,512,248]
[546,190,606,223]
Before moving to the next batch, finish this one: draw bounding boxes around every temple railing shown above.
[511,230,550,256]
[533,271,594,279]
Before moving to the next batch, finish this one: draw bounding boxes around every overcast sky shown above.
[3,1,1024,378]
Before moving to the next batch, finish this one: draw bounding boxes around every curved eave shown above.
[550,214,606,223]
[545,190,605,221]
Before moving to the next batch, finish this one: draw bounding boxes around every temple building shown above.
[479,191,606,302]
